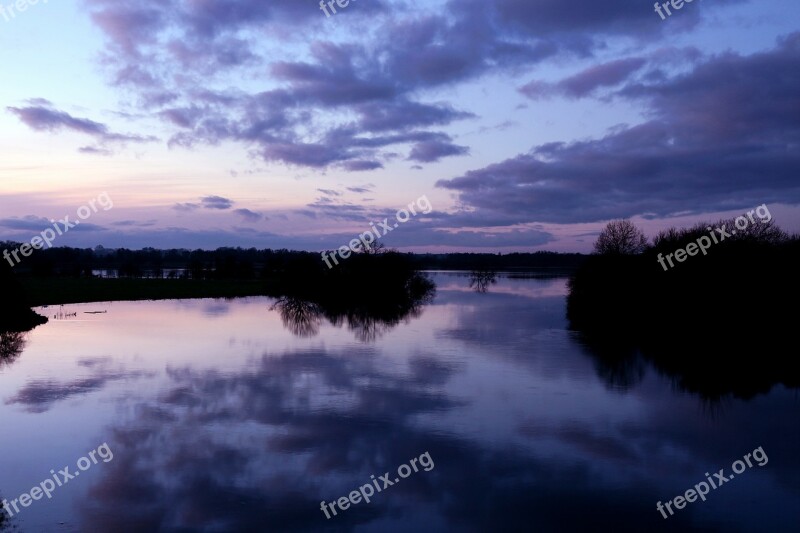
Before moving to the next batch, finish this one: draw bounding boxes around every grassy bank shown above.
[19,277,277,307]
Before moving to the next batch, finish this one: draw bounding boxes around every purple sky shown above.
[0,0,798,252]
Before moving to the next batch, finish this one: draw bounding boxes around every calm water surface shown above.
[0,273,798,532]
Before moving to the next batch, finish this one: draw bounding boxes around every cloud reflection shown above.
[5,361,154,413]
[73,340,800,532]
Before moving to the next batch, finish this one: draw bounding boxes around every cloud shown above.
[0,216,107,233]
[355,100,475,132]
[341,160,384,171]
[438,33,800,224]
[6,362,152,413]
[25,97,53,106]
[110,220,157,227]
[0,215,57,231]
[7,103,158,149]
[8,106,106,135]
[380,226,555,248]
[346,185,374,194]
[520,57,647,99]
[201,196,234,210]
[259,140,350,168]
[86,0,705,170]
[409,140,470,163]
[233,208,263,222]
[173,203,200,212]
[79,146,115,156]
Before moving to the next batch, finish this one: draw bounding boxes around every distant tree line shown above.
[0,244,586,279]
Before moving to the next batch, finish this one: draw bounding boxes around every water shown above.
[0,273,797,532]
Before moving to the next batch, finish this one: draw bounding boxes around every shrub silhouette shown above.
[594,219,648,255]
[568,221,800,400]
[0,252,48,333]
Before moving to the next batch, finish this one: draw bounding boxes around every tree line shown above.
[0,243,586,279]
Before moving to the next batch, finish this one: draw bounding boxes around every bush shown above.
[594,220,647,255]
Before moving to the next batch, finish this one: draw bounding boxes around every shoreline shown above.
[19,277,279,307]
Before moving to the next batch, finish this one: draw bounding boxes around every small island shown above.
[567,217,800,399]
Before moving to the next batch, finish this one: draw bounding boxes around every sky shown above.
[0,0,798,253]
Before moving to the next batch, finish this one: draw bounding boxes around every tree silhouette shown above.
[0,252,48,333]
[594,220,647,255]
[469,269,497,293]
[0,331,26,368]
[271,297,323,337]
[355,238,386,255]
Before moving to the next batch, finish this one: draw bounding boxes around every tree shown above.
[356,238,387,255]
[594,220,648,255]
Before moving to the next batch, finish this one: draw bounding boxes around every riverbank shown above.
[20,277,276,307]
[567,228,800,399]
[16,251,433,307]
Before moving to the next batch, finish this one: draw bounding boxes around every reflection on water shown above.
[6,358,154,414]
[468,269,497,293]
[0,332,25,368]
[272,297,323,337]
[76,351,465,531]
[574,328,800,402]
[273,280,434,342]
[0,274,797,532]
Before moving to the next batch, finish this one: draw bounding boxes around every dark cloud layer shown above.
[6,0,793,251]
[76,0,737,170]
[439,34,800,224]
